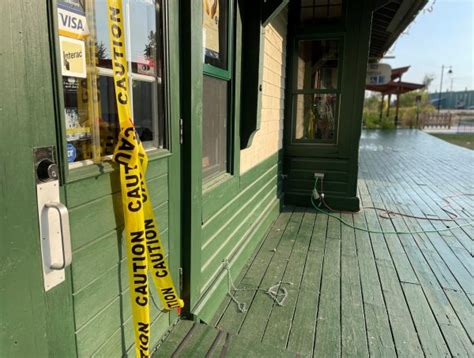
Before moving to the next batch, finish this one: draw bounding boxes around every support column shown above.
[386,94,391,117]
[380,94,385,120]
[395,93,400,126]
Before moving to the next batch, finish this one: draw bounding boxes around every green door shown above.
[1,0,182,356]
[0,0,77,356]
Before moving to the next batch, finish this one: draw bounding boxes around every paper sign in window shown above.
[203,0,220,59]
[59,36,87,78]
[57,3,89,39]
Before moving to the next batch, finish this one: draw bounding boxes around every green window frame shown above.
[53,0,172,177]
[290,35,344,144]
[202,0,235,184]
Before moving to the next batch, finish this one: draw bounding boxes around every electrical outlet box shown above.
[314,173,325,179]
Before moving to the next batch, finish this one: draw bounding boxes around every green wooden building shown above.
[0,0,426,356]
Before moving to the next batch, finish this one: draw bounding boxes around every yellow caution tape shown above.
[106,1,184,357]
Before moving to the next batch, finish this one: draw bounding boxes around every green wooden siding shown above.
[65,157,172,356]
[193,153,283,322]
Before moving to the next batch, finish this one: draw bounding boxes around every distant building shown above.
[430,90,474,109]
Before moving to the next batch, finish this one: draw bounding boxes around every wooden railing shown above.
[420,112,452,129]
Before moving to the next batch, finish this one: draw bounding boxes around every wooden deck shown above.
[158,130,473,357]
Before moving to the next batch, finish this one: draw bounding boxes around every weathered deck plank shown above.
[159,130,473,358]
[340,213,369,358]
[236,210,303,343]
[213,207,295,333]
[261,210,316,349]
[286,214,327,356]
[313,215,341,357]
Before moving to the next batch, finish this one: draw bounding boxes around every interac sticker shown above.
[106,1,184,357]
[59,36,86,78]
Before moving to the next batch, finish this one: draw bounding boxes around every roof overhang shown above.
[370,0,428,59]
[366,80,425,95]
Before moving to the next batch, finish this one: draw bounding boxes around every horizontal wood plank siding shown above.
[284,156,350,196]
[66,158,172,357]
[195,153,283,321]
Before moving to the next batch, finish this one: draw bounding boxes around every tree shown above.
[96,41,107,61]
[422,73,435,89]
[144,31,156,59]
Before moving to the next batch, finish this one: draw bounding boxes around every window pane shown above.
[56,0,166,165]
[296,39,339,90]
[133,80,163,147]
[130,0,158,76]
[202,76,228,180]
[300,1,342,25]
[203,0,228,69]
[94,0,125,69]
[98,76,120,156]
[294,94,337,141]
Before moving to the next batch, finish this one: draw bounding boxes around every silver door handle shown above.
[45,202,72,270]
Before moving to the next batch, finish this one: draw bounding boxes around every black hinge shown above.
[179,118,184,144]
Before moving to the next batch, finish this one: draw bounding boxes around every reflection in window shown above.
[297,39,339,90]
[294,94,337,141]
[202,0,228,69]
[57,0,166,166]
[293,38,340,143]
[300,0,342,25]
[202,76,228,180]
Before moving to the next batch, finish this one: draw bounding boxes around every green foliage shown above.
[363,89,436,129]
[362,110,380,129]
[364,93,381,112]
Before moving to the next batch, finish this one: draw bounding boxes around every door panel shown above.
[1,0,182,356]
[64,157,176,356]
[0,0,76,356]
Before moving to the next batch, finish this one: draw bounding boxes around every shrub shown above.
[363,111,381,129]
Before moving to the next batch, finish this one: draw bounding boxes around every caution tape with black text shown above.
[106,1,184,356]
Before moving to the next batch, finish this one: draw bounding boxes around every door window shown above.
[56,0,166,167]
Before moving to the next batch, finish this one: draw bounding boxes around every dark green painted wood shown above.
[202,164,278,241]
[283,0,377,211]
[49,0,181,355]
[181,0,204,313]
[239,1,265,149]
[0,0,76,356]
[154,320,194,356]
[202,152,281,222]
[200,175,278,282]
[173,323,220,357]
[157,320,299,357]
[194,198,281,323]
[200,185,278,295]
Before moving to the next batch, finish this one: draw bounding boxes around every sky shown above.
[383,0,474,93]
